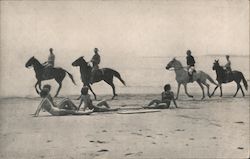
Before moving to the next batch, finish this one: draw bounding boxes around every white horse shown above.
[166,58,217,100]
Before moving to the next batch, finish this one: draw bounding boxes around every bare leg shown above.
[184,83,193,98]
[88,84,97,100]
[97,100,110,108]
[58,98,77,110]
[51,109,91,116]
[147,99,161,106]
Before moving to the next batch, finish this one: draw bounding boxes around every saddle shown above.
[90,68,104,83]
[42,66,54,79]
[222,69,233,82]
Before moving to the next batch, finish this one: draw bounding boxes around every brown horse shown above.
[72,56,126,99]
[25,56,76,97]
[166,58,218,100]
[211,60,248,97]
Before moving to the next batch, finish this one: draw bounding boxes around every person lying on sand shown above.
[77,86,119,112]
[34,85,91,117]
[143,84,178,109]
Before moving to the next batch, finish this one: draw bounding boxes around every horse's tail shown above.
[240,72,248,90]
[64,70,76,85]
[111,69,126,86]
[206,74,218,86]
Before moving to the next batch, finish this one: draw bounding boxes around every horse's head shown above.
[25,56,36,68]
[166,58,182,70]
[212,59,220,70]
[72,56,87,67]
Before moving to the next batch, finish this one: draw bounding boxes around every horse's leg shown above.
[233,83,240,97]
[202,81,210,97]
[219,85,223,97]
[54,71,66,97]
[87,84,97,100]
[184,83,193,98]
[211,85,219,96]
[175,83,181,100]
[104,79,117,100]
[35,81,40,94]
[239,83,245,97]
[38,81,42,91]
[55,82,62,97]
[110,82,117,100]
[197,81,205,100]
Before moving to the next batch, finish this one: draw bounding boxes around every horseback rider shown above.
[91,48,101,70]
[223,55,232,81]
[43,48,55,67]
[224,55,232,72]
[90,48,101,83]
[43,48,55,78]
[186,50,196,82]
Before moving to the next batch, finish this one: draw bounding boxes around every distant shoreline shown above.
[140,54,249,58]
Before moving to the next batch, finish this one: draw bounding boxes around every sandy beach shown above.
[0,92,249,159]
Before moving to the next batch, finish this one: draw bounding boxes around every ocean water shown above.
[0,55,249,97]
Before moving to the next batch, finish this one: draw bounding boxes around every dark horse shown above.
[25,56,76,97]
[72,56,126,99]
[211,60,248,97]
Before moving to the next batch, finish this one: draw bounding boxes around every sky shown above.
[0,0,249,97]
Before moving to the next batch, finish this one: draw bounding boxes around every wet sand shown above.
[0,93,249,159]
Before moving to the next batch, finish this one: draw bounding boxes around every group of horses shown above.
[25,56,126,99]
[166,58,248,99]
[25,56,248,100]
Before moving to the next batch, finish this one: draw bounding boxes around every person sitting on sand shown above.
[34,85,91,117]
[143,84,178,109]
[78,86,119,112]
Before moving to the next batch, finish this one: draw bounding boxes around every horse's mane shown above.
[215,62,224,72]
[174,59,183,67]
[32,57,42,66]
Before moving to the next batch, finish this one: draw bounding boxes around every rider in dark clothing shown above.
[90,48,101,84]
[224,55,232,82]
[186,50,196,82]
[91,48,101,70]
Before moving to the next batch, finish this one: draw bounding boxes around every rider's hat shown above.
[94,48,99,52]
[226,55,230,58]
[49,48,53,52]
